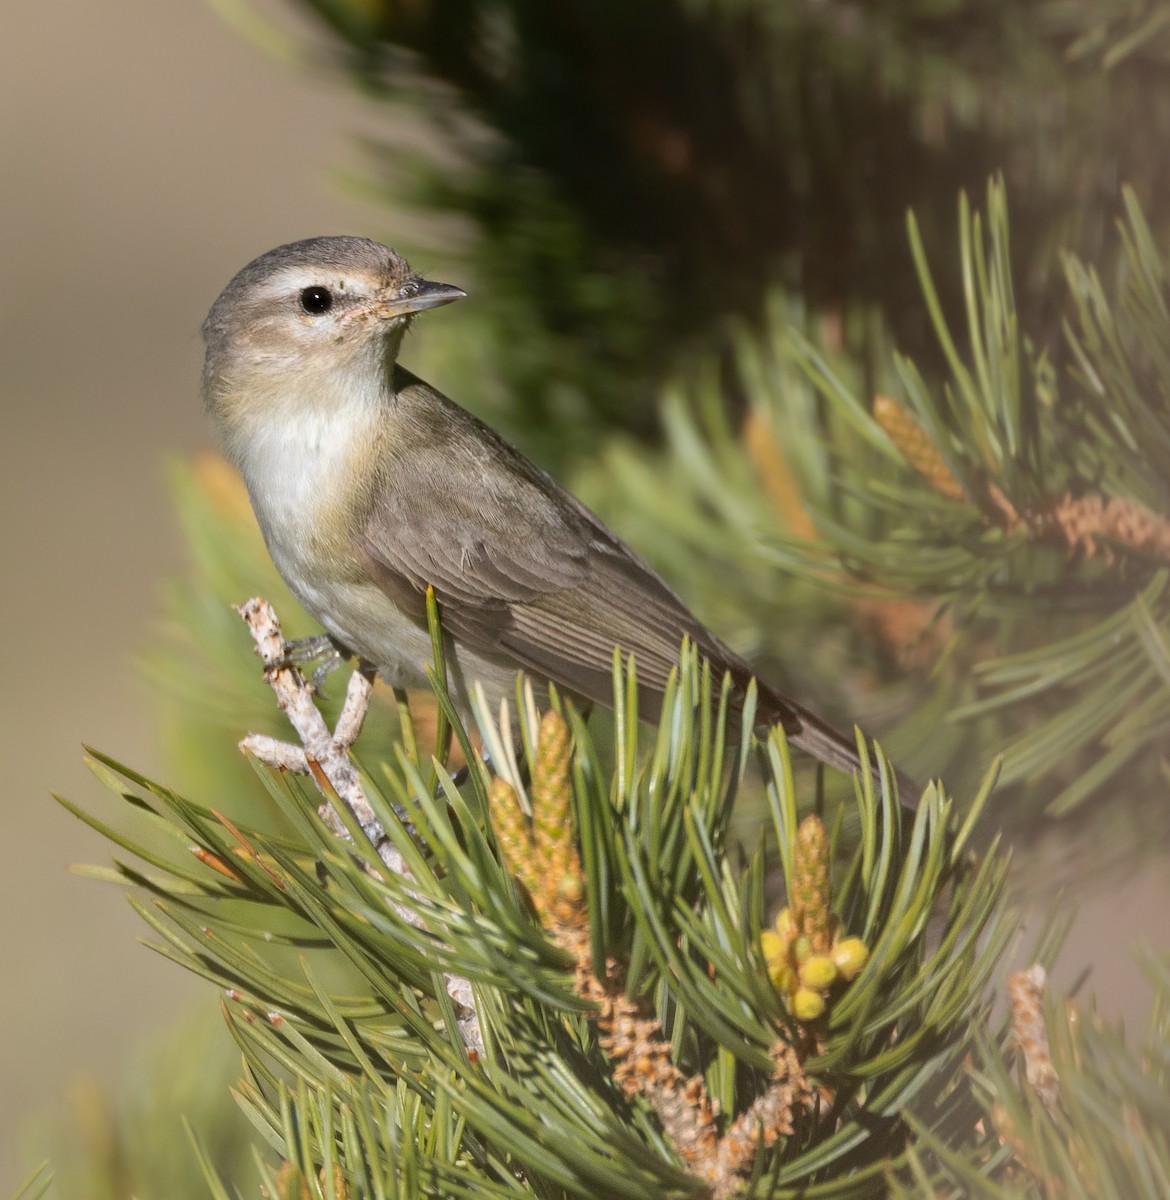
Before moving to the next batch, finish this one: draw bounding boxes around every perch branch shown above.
[234,596,481,1053]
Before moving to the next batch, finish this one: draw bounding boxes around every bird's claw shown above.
[276,634,349,696]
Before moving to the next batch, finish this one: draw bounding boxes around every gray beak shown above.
[378,278,467,318]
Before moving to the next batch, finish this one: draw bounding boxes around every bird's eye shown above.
[299,286,334,315]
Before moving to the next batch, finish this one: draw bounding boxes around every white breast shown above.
[231,396,525,710]
[236,402,388,636]
[241,405,367,554]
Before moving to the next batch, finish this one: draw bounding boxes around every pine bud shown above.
[760,929,787,965]
[798,955,838,990]
[791,988,825,1021]
[830,937,869,981]
[873,395,967,502]
[769,963,796,994]
[773,906,795,940]
[489,776,534,890]
[532,710,573,870]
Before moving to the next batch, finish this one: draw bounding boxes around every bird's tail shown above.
[755,682,917,805]
[786,707,867,779]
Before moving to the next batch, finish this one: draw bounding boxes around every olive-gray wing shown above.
[358,370,868,781]
[359,497,744,722]
[356,417,749,720]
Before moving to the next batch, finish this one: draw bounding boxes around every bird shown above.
[201,236,871,780]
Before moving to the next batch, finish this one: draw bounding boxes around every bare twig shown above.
[237,733,308,774]
[234,596,482,1054]
[334,667,376,748]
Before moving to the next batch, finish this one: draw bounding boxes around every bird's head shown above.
[201,236,464,430]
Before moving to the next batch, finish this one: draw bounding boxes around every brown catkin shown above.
[873,395,968,502]
[488,775,538,895]
[792,816,832,954]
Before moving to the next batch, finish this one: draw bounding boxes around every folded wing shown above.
[357,368,863,776]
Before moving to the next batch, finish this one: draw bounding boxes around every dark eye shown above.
[299,285,334,315]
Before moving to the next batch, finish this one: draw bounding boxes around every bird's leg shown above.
[447,732,529,791]
[277,634,351,694]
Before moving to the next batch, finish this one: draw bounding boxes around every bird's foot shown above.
[277,634,350,695]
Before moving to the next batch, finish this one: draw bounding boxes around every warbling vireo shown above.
[202,236,867,776]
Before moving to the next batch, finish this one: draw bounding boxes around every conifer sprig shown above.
[589,181,1170,819]
[66,598,1011,1196]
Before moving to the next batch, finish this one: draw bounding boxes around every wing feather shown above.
[355,368,873,773]
[356,371,740,716]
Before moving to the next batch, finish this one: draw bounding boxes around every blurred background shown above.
[0,0,389,1184]
[4,0,1170,1191]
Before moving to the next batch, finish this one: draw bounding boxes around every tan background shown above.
[0,0,392,1183]
[2,0,1169,1190]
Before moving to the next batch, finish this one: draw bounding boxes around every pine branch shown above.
[490,711,815,1196]
[66,601,1013,1195]
[233,595,483,1054]
[585,180,1170,827]
[874,393,1170,561]
[898,955,1170,1197]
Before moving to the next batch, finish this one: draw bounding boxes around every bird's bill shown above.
[377,279,467,318]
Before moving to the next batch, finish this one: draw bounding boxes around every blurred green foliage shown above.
[287,0,1170,465]
[576,184,1170,850]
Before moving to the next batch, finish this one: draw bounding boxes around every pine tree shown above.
[26,2,1170,1196]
